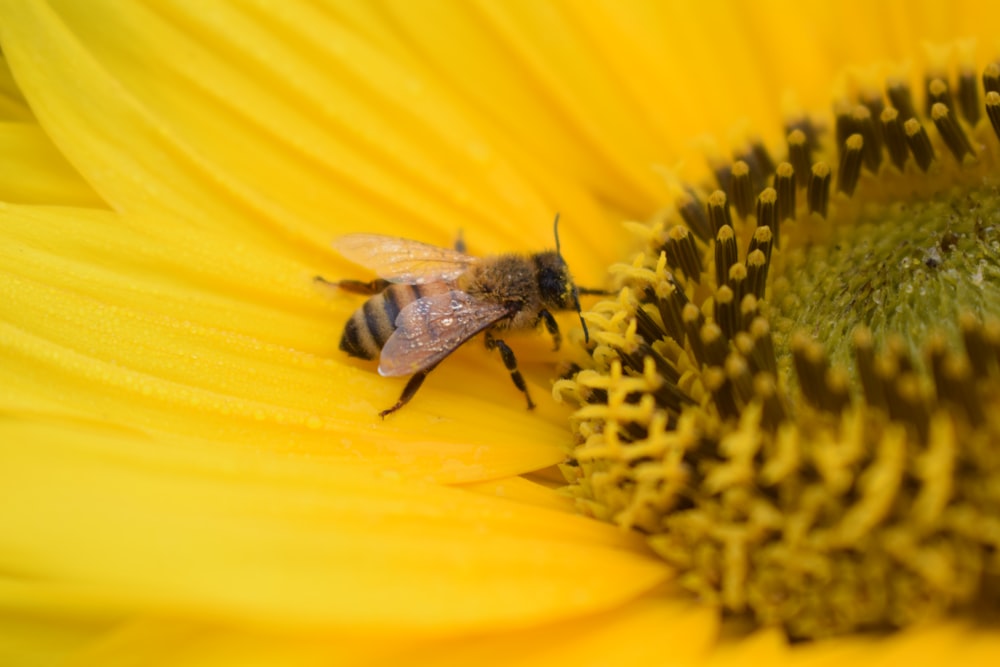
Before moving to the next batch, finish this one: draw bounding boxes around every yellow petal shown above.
[0,122,104,205]
[459,474,577,513]
[0,202,581,480]
[0,614,116,667]
[0,412,668,640]
[10,595,715,666]
[0,43,102,205]
[0,0,620,278]
[0,57,33,122]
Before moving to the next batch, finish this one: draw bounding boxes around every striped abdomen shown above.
[339,282,451,360]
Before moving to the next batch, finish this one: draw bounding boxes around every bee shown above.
[321,215,597,417]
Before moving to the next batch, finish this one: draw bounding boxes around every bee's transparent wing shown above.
[334,234,476,284]
[378,291,510,376]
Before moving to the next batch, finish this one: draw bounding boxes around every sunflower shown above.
[2,1,999,665]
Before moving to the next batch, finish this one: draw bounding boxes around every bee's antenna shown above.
[553,212,562,254]
[553,212,590,344]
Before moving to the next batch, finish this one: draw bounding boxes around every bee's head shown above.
[535,251,577,308]
[535,214,589,343]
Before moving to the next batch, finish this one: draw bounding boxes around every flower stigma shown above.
[556,57,1000,639]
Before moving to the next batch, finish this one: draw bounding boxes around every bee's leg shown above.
[314,276,390,295]
[379,365,437,418]
[539,309,561,350]
[485,333,535,410]
[454,229,466,253]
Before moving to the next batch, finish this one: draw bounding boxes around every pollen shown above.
[557,60,1000,639]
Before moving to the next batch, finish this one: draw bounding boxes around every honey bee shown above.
[322,216,596,417]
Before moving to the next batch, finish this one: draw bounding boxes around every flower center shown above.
[557,61,1000,639]
[771,186,1000,382]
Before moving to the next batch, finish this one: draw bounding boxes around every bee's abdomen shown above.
[339,314,379,359]
[339,283,433,359]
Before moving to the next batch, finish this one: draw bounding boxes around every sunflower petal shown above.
[0,122,104,205]
[0,54,33,121]
[0,412,669,638]
[0,202,579,480]
[0,0,618,276]
[2,595,718,666]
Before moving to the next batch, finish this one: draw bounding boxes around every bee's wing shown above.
[378,290,510,377]
[334,234,476,284]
